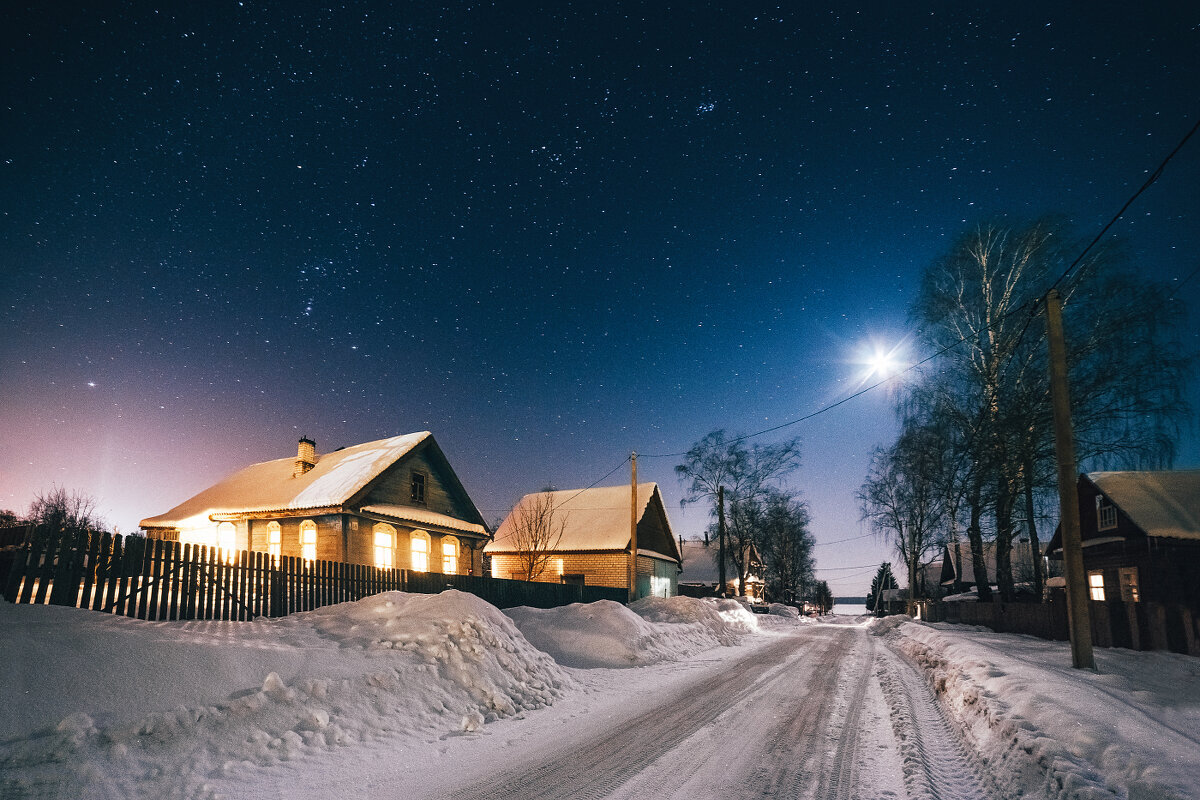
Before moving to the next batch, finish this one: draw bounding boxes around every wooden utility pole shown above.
[717,485,727,597]
[629,452,638,603]
[1045,289,1095,670]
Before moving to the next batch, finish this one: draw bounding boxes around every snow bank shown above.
[505,596,756,668]
[887,619,1200,800]
[0,591,567,799]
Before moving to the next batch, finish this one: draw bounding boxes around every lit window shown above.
[1088,570,1106,601]
[216,521,237,552]
[1119,567,1140,602]
[411,531,429,572]
[374,524,395,569]
[442,536,458,574]
[411,472,426,503]
[1097,497,1117,531]
[267,522,282,563]
[300,520,317,562]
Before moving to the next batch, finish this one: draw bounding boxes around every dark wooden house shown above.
[1047,470,1200,611]
[140,433,489,574]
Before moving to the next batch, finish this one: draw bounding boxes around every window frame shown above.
[1097,496,1118,532]
[1118,566,1140,603]
[300,520,318,562]
[410,529,430,572]
[441,535,459,574]
[266,521,282,563]
[1087,569,1106,602]
[410,472,427,504]
[373,523,396,569]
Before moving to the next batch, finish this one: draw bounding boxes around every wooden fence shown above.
[1,527,626,621]
[925,597,1200,656]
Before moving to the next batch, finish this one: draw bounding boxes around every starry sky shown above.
[3,2,1198,596]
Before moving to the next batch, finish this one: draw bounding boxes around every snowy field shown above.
[1,593,1197,799]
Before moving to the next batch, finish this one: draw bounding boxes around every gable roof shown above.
[486,483,680,561]
[1087,470,1200,541]
[139,432,484,532]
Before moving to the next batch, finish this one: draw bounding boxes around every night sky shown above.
[3,2,1198,595]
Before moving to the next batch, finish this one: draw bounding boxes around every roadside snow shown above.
[3,594,1198,800]
[881,617,1200,800]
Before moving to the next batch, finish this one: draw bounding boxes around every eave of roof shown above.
[359,504,487,537]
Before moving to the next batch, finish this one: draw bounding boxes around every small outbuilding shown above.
[485,483,681,600]
[677,539,765,601]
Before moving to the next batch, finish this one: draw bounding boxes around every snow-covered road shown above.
[5,594,1198,800]
[296,623,995,800]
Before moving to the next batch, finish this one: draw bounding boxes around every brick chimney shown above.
[294,437,317,477]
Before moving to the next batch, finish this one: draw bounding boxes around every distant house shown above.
[932,538,1045,600]
[485,483,681,600]
[1047,470,1200,611]
[139,433,489,574]
[677,539,765,601]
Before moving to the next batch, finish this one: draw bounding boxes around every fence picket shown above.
[164,542,177,619]
[33,528,68,605]
[118,536,139,616]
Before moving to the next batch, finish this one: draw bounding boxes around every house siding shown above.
[361,447,476,522]
[488,551,677,595]
[490,550,630,588]
[240,515,482,574]
[248,514,346,562]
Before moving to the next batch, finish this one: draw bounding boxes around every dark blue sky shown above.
[3,2,1198,594]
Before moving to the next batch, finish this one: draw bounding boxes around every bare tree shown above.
[676,430,802,596]
[907,217,1191,601]
[506,491,566,582]
[858,427,943,613]
[27,485,105,534]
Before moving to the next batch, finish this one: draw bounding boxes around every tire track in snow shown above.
[820,631,873,800]
[877,643,997,800]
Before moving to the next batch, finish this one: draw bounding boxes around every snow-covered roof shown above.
[140,433,431,529]
[1088,470,1200,541]
[486,483,674,555]
[360,504,487,536]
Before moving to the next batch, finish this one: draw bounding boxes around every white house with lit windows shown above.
[139,433,489,575]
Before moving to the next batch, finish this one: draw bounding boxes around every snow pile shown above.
[506,595,754,668]
[633,595,759,639]
[888,620,1200,800]
[0,591,566,800]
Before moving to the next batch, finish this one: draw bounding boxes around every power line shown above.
[1049,116,1200,292]
[814,532,875,546]
[641,116,1200,462]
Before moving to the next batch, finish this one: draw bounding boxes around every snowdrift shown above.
[506,595,758,667]
[0,591,567,799]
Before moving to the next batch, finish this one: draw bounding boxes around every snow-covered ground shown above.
[1,593,1197,800]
